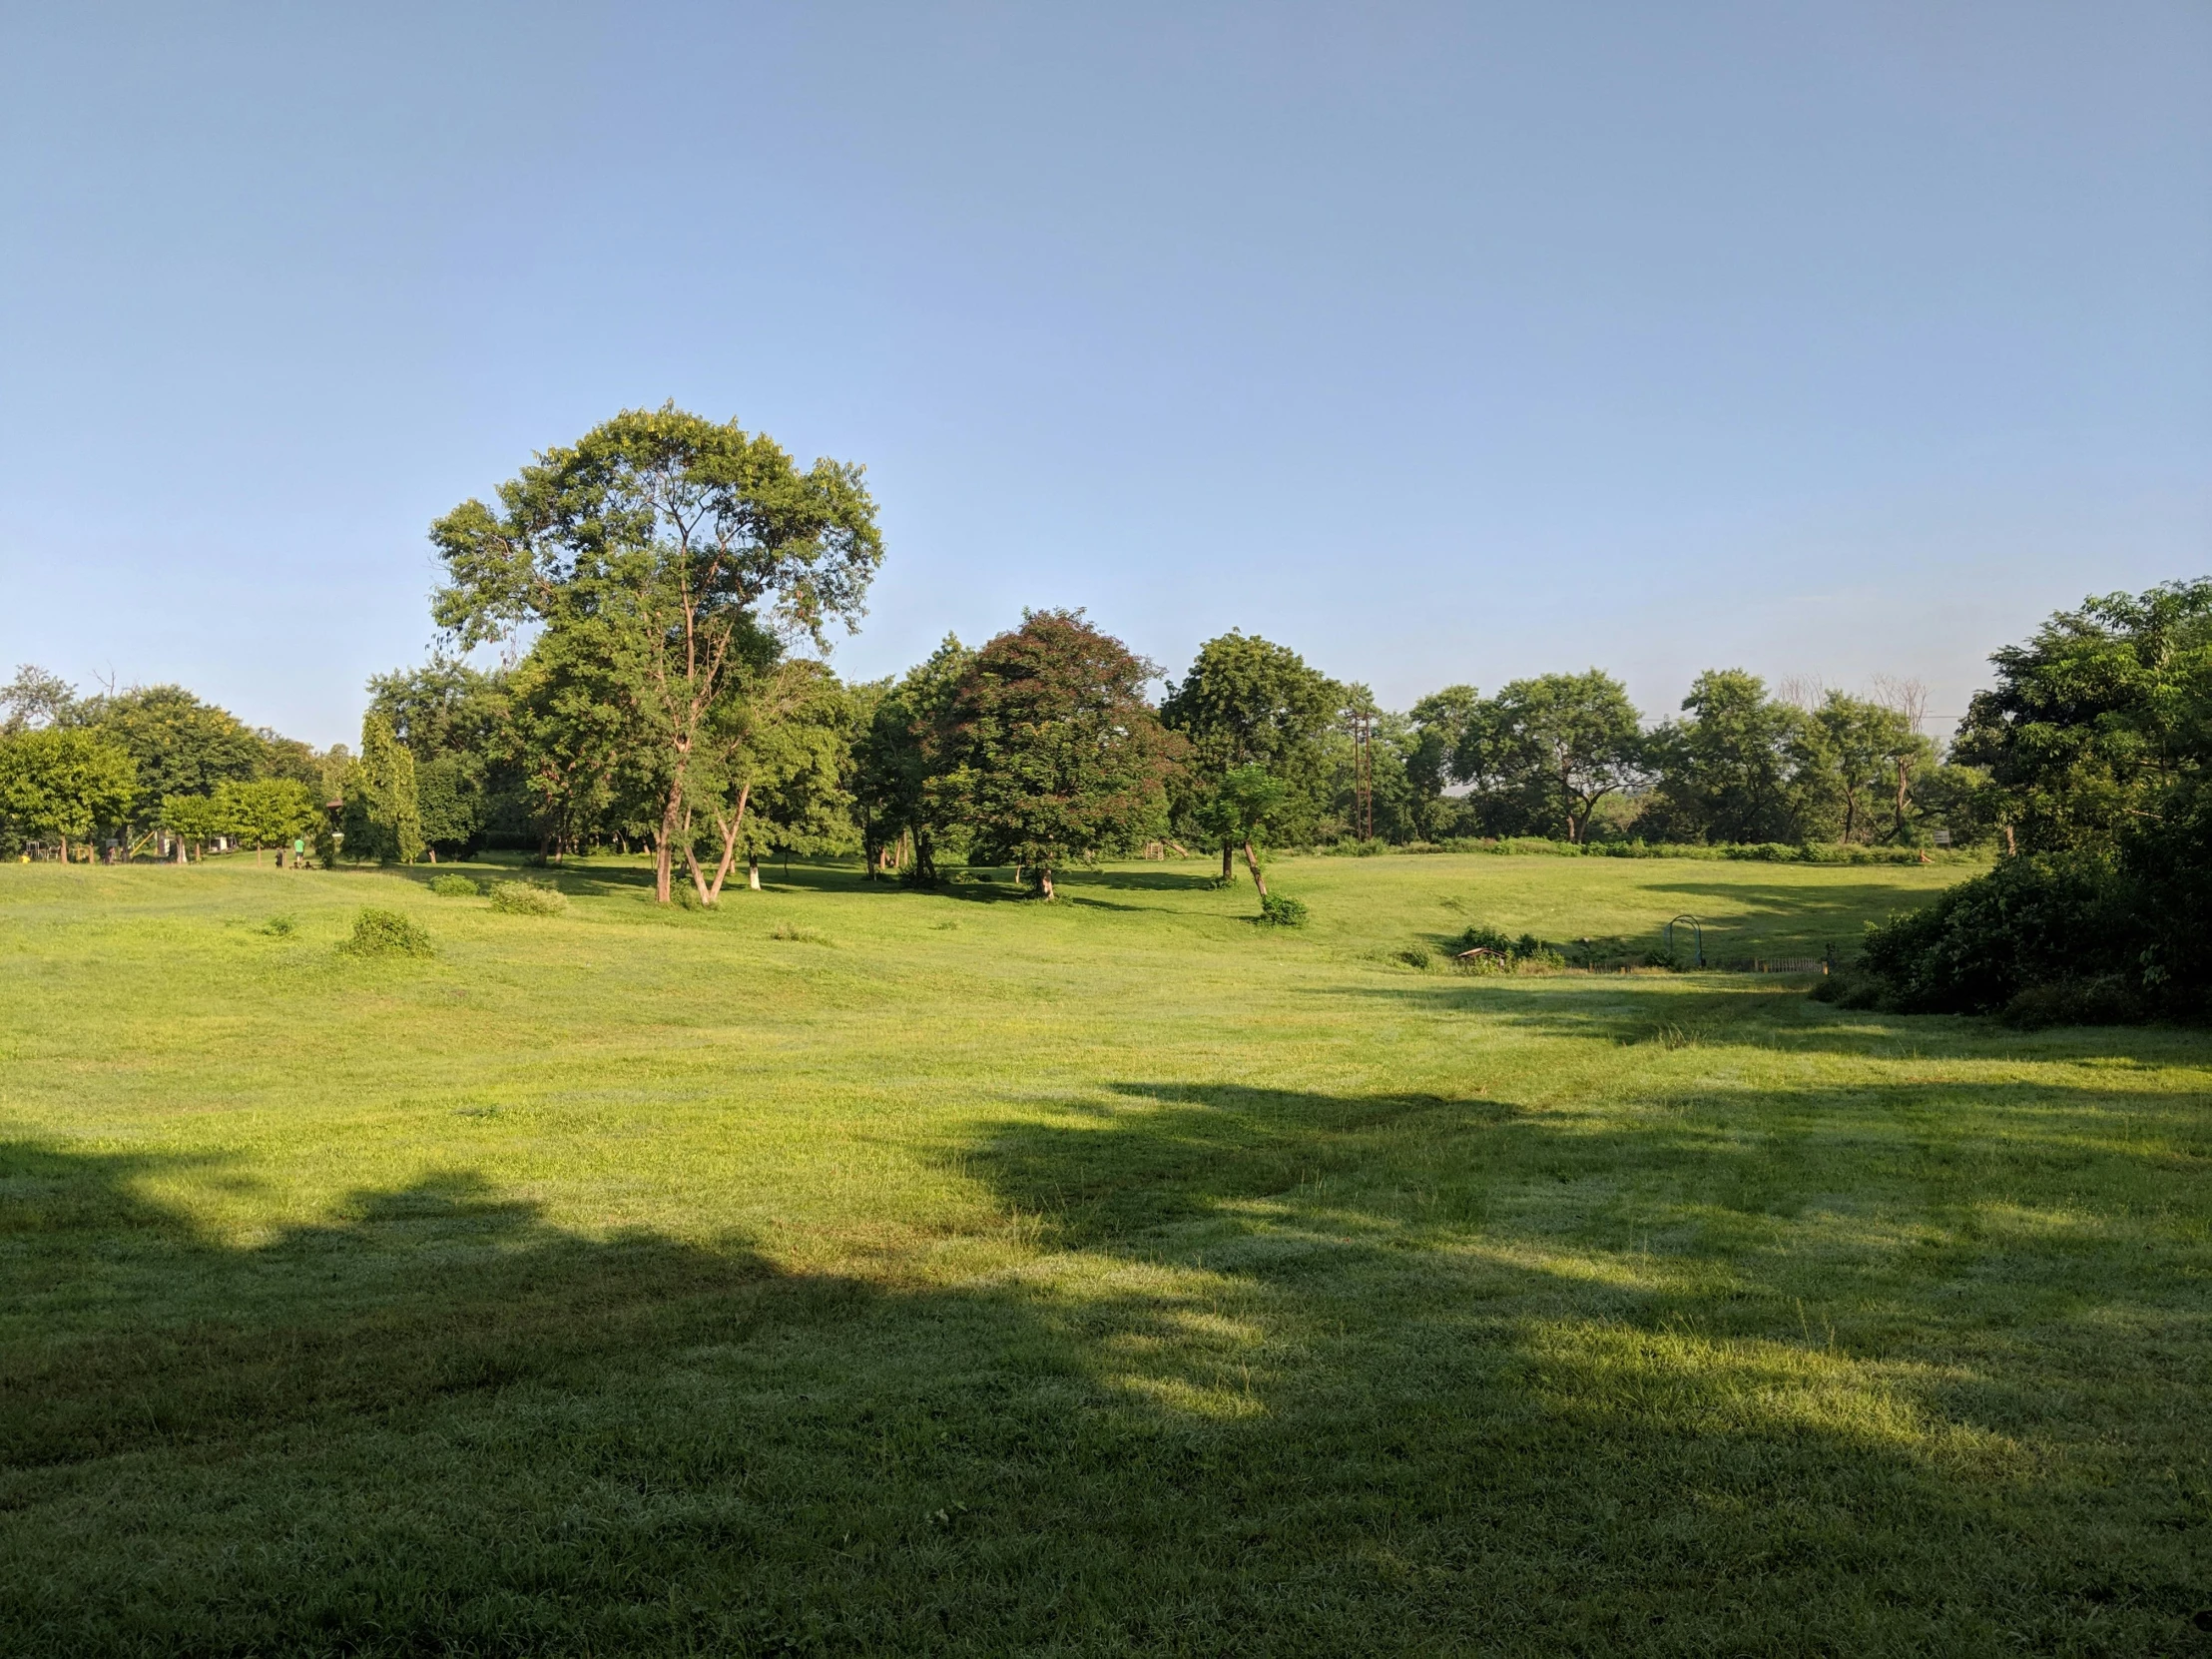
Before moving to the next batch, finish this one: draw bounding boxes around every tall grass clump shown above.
[429,873,482,897]
[339,908,434,958]
[489,881,568,916]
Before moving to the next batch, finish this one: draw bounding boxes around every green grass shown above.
[2,851,2208,1656]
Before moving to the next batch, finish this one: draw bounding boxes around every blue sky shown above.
[3,2,2206,746]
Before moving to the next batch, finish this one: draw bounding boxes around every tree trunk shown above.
[1221,839,1234,880]
[1243,838,1268,898]
[653,766,689,904]
[748,857,762,891]
[682,785,751,906]
[1038,866,1054,900]
[59,836,69,864]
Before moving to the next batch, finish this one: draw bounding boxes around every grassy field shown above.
[2,851,2208,1656]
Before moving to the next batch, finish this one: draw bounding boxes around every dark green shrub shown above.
[2001,975,2144,1029]
[1859,851,2126,1014]
[429,873,481,897]
[1457,923,1514,954]
[489,880,567,916]
[1396,944,1433,970]
[1258,893,1309,927]
[341,908,433,958]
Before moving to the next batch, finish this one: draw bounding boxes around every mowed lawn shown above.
[2,852,2208,1657]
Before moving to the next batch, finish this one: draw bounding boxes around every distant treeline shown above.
[0,635,1980,877]
[0,674,332,862]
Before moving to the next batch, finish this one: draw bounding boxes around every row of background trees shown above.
[0,405,2093,891]
[0,624,1984,883]
[0,672,330,862]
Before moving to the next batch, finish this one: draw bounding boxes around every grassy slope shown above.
[1,852,2207,1656]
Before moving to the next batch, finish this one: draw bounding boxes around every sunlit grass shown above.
[1,850,2206,1654]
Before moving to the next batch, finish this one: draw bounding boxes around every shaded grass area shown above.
[1,853,2208,1655]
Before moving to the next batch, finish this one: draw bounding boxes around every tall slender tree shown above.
[430,405,882,901]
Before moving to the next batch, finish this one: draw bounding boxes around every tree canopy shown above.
[1951,579,2212,851]
[0,729,137,859]
[1161,632,1339,870]
[944,611,1178,897]
[1451,671,1645,843]
[430,405,882,900]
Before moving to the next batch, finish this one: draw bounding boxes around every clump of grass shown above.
[1644,1020,1716,1050]
[1396,944,1434,970]
[769,920,832,945]
[489,881,568,917]
[1258,893,1309,927]
[339,907,434,958]
[258,914,297,938]
[429,873,483,898]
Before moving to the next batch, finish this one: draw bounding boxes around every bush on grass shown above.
[488,880,567,916]
[340,907,434,958]
[769,920,832,944]
[1451,923,1567,974]
[1258,893,1309,927]
[429,873,482,897]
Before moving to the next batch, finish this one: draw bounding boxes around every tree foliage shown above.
[1951,580,2212,851]
[943,611,1178,896]
[851,637,974,882]
[1451,671,1645,843]
[0,729,137,858]
[342,714,425,864]
[430,404,882,901]
[1161,632,1339,867]
[1849,581,2212,1023]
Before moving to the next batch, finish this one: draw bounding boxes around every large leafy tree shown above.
[498,617,658,859]
[945,610,1179,897]
[1453,671,1645,843]
[1951,580,2212,851]
[1404,686,1480,841]
[1161,632,1340,876]
[1810,692,1916,843]
[850,636,974,882]
[0,729,137,860]
[86,685,266,823]
[430,405,882,902]
[1645,670,1823,844]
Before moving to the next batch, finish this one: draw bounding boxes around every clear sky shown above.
[3,2,2207,746]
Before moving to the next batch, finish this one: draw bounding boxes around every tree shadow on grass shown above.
[4,1078,2208,1656]
[1638,874,1948,919]
[1311,972,2212,1066]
